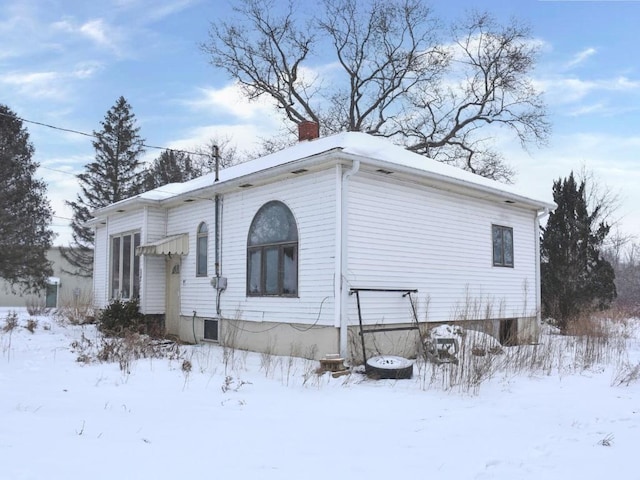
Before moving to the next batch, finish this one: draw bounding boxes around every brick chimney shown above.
[298,121,320,141]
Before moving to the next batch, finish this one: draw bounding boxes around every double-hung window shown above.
[247,201,298,296]
[111,232,141,299]
[492,225,514,267]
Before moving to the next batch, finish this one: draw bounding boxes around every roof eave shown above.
[339,152,556,211]
[90,197,163,222]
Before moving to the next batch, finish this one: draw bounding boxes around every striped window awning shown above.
[136,234,189,256]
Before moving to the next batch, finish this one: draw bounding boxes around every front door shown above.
[45,283,58,308]
[165,255,181,337]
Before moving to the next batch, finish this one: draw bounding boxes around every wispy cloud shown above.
[52,17,124,55]
[0,3,57,60]
[186,84,277,120]
[0,63,103,100]
[568,102,607,116]
[79,19,112,48]
[536,75,640,106]
[0,71,64,99]
[109,0,198,24]
[72,61,103,79]
[166,123,266,153]
[146,0,197,22]
[565,47,597,69]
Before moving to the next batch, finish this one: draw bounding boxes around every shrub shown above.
[3,311,19,332]
[98,298,146,336]
[55,288,95,325]
[96,332,182,372]
[26,297,49,316]
[25,319,38,333]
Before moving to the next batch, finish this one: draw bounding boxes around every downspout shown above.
[339,159,360,358]
[215,194,220,277]
[103,217,109,307]
[535,208,551,325]
[214,194,223,317]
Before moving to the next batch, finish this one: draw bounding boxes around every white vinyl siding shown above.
[144,207,167,242]
[346,172,537,325]
[140,207,167,313]
[108,211,144,234]
[93,225,108,308]
[218,170,337,325]
[165,200,215,317]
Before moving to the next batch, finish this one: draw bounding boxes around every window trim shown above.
[492,224,514,268]
[196,222,208,277]
[246,201,299,297]
[110,231,141,299]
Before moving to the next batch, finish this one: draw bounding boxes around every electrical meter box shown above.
[210,276,227,290]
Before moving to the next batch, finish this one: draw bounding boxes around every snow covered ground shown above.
[1,307,638,480]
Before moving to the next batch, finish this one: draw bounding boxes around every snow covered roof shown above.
[91,132,555,218]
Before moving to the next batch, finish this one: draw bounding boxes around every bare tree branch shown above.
[202,3,550,182]
[401,12,549,180]
[318,0,447,134]
[201,0,318,124]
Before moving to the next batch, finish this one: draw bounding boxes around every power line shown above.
[0,111,211,158]
[38,162,219,204]
[3,115,223,206]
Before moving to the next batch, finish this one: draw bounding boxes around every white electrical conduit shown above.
[339,160,360,358]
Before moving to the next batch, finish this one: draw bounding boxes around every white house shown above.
[88,129,555,361]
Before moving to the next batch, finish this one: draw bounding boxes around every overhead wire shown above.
[4,112,224,230]
[38,163,220,204]
[0,110,210,158]
[16,120,222,206]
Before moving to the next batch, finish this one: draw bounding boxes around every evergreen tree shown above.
[0,104,54,292]
[143,149,202,191]
[540,172,616,330]
[63,97,145,276]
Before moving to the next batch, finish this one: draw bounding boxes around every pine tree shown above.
[63,97,145,276]
[0,104,54,292]
[143,149,202,191]
[540,172,616,330]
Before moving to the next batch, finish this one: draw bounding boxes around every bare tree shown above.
[143,150,203,191]
[400,13,548,181]
[202,0,549,182]
[203,0,317,126]
[317,0,446,134]
[578,166,621,230]
[192,135,243,170]
[606,240,640,315]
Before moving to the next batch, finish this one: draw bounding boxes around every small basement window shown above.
[499,318,518,346]
[203,319,219,342]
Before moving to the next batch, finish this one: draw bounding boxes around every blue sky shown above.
[1,0,639,245]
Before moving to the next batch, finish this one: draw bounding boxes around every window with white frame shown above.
[247,201,298,296]
[196,222,208,277]
[492,224,514,267]
[111,232,141,299]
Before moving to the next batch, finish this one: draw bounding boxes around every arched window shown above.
[196,222,208,276]
[247,201,298,296]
